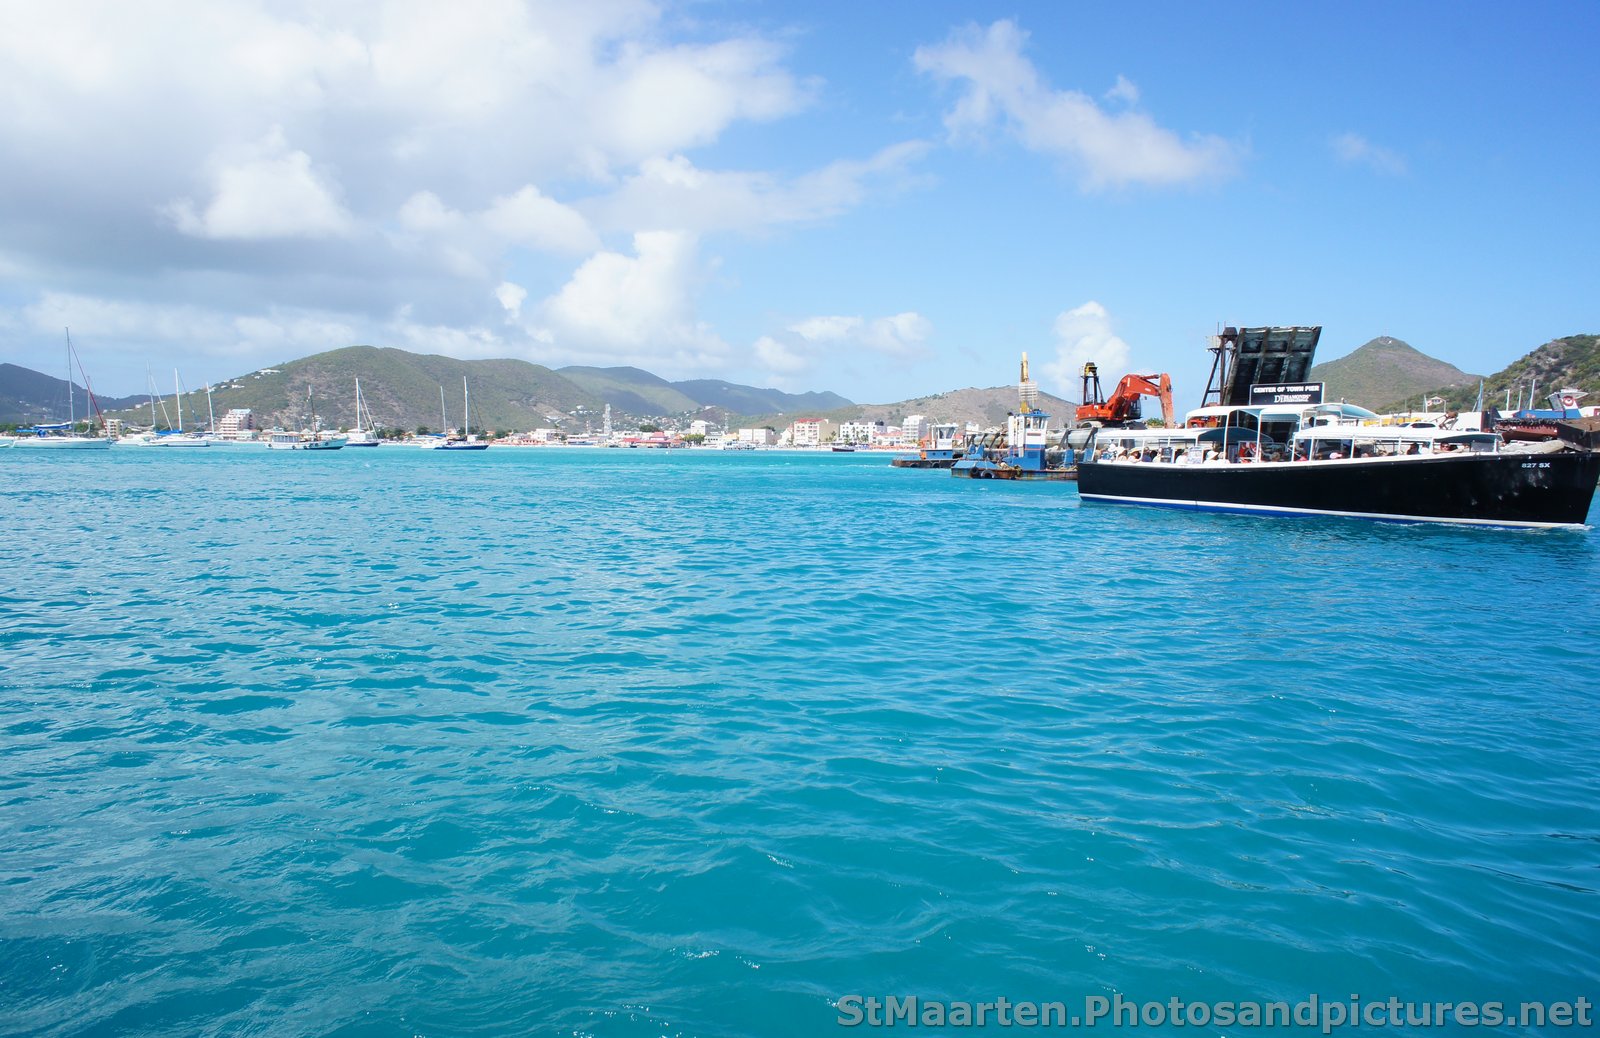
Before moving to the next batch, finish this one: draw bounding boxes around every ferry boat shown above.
[1075,327,1599,528]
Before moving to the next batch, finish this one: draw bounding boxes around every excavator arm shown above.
[1075,370,1175,426]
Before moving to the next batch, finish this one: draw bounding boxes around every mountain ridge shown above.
[1309,336,1480,407]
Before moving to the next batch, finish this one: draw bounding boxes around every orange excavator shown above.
[1075,362,1175,426]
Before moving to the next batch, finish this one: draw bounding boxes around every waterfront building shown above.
[903,415,929,445]
[737,427,775,446]
[788,418,834,448]
[837,420,887,445]
[218,409,254,436]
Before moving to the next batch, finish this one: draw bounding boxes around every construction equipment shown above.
[1075,362,1175,427]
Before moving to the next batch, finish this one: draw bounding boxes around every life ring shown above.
[1562,395,1577,408]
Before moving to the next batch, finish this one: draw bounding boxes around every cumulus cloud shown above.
[915,20,1236,189]
[1041,301,1131,390]
[482,186,601,254]
[1330,132,1408,175]
[0,1,836,386]
[533,230,727,369]
[167,129,355,240]
[754,335,809,375]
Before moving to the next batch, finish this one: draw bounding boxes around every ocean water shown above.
[2,447,1598,1037]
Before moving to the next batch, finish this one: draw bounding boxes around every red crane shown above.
[1075,362,1175,426]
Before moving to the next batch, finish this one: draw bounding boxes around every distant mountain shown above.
[1395,333,1600,413]
[102,346,599,434]
[555,366,703,417]
[730,385,1079,431]
[80,346,857,433]
[0,362,145,426]
[669,378,852,416]
[1309,336,1480,408]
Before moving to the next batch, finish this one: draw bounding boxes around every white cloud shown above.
[1331,132,1408,175]
[397,191,463,232]
[789,315,863,342]
[592,142,929,235]
[1042,301,1131,391]
[482,186,600,254]
[754,335,809,375]
[23,291,360,363]
[1104,74,1140,106]
[859,312,932,357]
[533,230,727,370]
[168,128,354,239]
[495,281,527,319]
[753,310,932,384]
[914,20,1236,189]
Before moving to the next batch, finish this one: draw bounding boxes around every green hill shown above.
[93,347,862,434]
[555,366,703,417]
[1391,333,1600,413]
[0,362,146,426]
[107,346,600,434]
[1309,336,1480,407]
[728,385,1079,431]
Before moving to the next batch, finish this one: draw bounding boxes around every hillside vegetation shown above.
[0,362,145,425]
[1309,337,1480,407]
[730,385,1078,431]
[1389,334,1600,412]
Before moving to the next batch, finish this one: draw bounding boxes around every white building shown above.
[902,414,929,445]
[737,427,776,446]
[788,417,834,447]
[837,420,887,444]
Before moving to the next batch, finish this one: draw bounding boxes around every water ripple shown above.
[2,448,1599,1036]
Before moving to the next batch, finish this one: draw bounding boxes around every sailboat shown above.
[267,386,348,450]
[155,369,210,446]
[419,378,489,450]
[345,378,381,446]
[14,330,113,449]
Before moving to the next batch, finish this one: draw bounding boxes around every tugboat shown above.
[891,423,966,468]
[951,354,1076,481]
[1076,326,1600,528]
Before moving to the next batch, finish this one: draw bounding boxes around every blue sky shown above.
[1,1,1595,407]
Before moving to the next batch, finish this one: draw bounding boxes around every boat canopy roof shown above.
[1185,401,1381,423]
[1292,425,1497,444]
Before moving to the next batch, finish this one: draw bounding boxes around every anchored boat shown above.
[1076,327,1600,528]
[951,353,1076,481]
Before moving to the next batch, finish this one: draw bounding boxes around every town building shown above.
[218,409,254,436]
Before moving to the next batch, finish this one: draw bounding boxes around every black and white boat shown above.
[1078,417,1600,528]
[1076,326,1600,529]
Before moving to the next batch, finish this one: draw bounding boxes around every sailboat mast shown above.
[440,384,448,434]
[206,384,216,433]
[174,369,183,433]
[66,329,74,428]
[463,376,470,438]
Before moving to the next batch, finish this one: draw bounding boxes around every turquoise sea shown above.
[3,447,1598,1037]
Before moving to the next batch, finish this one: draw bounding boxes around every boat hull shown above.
[1077,451,1600,528]
[13,437,113,449]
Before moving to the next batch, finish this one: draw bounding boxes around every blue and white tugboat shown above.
[951,354,1076,481]
[892,423,966,468]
